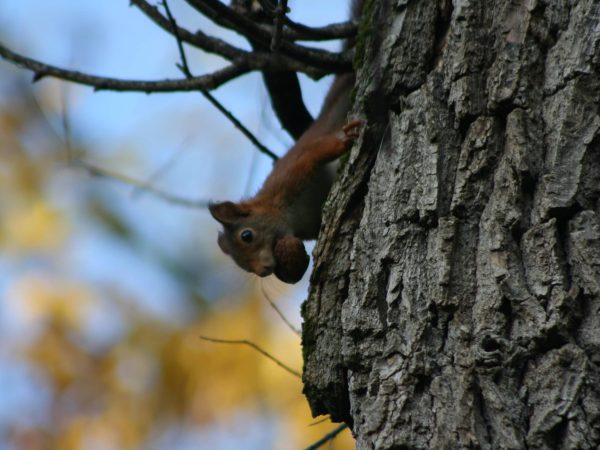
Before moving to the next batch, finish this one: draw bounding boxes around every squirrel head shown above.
[209,201,282,278]
[209,201,309,283]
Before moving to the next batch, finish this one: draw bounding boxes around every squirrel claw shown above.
[342,119,362,142]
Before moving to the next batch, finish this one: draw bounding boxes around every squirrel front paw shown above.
[341,119,362,143]
[273,236,309,284]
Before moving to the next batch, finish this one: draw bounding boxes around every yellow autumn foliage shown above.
[3,199,67,252]
[8,274,89,330]
[1,69,355,450]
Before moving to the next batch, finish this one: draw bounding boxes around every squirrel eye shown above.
[240,229,254,243]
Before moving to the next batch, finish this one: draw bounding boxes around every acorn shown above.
[273,236,309,284]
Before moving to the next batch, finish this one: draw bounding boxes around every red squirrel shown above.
[210,4,362,283]
[209,73,359,283]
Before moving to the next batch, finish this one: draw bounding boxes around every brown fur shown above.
[210,120,360,282]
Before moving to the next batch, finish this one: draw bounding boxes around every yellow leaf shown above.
[7,274,90,330]
[3,199,67,252]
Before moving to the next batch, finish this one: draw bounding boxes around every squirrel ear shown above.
[209,201,249,225]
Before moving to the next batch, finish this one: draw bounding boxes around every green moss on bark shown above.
[353,0,376,70]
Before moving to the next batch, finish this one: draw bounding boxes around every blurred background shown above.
[0,1,355,449]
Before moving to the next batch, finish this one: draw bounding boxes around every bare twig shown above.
[270,0,288,52]
[132,138,190,200]
[198,335,301,378]
[72,160,210,208]
[0,42,248,93]
[308,417,331,427]
[161,0,193,77]
[303,424,348,450]
[161,0,278,161]
[261,284,301,336]
[60,86,74,160]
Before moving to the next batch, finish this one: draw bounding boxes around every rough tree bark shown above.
[302,0,600,449]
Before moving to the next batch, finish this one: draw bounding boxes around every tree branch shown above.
[0,42,247,93]
[0,39,334,96]
[184,0,352,72]
[281,19,357,41]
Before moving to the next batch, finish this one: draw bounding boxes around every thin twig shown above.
[198,335,301,378]
[261,284,301,336]
[161,0,278,161]
[71,160,210,208]
[60,85,74,160]
[132,137,190,200]
[161,0,193,76]
[270,0,288,52]
[308,417,331,427]
[303,424,348,450]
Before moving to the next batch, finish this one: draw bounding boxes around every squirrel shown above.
[209,7,361,284]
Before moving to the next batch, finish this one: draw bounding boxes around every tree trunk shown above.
[302,1,600,448]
